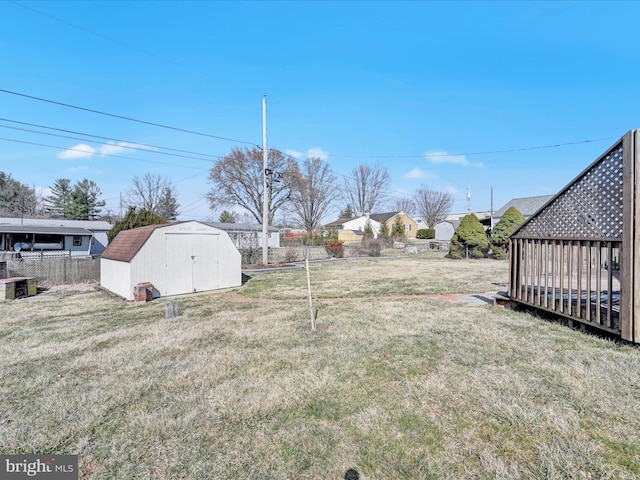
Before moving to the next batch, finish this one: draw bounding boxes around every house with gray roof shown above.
[0,217,112,256]
[493,195,555,222]
[205,222,280,249]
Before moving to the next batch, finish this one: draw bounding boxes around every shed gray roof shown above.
[0,225,93,235]
[494,195,555,218]
[0,217,112,231]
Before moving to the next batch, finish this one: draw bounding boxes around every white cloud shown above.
[57,144,96,159]
[285,149,303,159]
[404,168,437,180]
[99,141,152,156]
[306,147,328,161]
[424,150,470,166]
[424,150,484,168]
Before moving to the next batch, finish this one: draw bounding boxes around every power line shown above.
[7,0,196,72]
[1,88,619,165]
[318,136,619,159]
[0,117,223,160]
[0,136,210,171]
[0,124,221,163]
[0,88,259,146]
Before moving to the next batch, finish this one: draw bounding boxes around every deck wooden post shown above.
[620,130,637,341]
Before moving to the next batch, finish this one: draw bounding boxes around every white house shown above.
[100,221,241,300]
[207,222,280,249]
[324,215,382,243]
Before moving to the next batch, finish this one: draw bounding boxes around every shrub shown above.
[491,206,525,249]
[363,220,375,239]
[449,214,488,259]
[108,207,166,243]
[325,239,345,258]
[491,246,507,260]
[416,228,435,240]
[391,215,405,238]
[361,238,383,257]
[448,242,462,259]
[281,246,300,263]
[377,217,389,240]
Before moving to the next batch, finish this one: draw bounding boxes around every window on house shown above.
[73,236,82,246]
[405,224,411,231]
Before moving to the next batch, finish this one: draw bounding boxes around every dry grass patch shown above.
[1,256,639,479]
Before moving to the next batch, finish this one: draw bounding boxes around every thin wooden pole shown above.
[305,256,316,331]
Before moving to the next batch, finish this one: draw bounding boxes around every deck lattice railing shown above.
[509,130,639,342]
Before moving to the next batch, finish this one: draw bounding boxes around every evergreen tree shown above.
[449,213,488,259]
[491,206,525,248]
[391,215,405,237]
[108,207,167,243]
[378,216,389,240]
[490,206,525,259]
[363,219,374,239]
[339,204,354,219]
[156,185,180,220]
[0,172,37,217]
[218,210,238,223]
[67,179,106,220]
[46,178,73,218]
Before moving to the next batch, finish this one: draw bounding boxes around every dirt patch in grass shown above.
[38,281,100,298]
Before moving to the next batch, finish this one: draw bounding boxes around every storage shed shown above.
[100,221,241,300]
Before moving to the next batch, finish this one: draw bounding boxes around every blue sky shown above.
[1,0,638,223]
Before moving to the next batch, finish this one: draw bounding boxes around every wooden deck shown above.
[508,129,640,342]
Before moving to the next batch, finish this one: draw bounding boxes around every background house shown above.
[100,221,241,300]
[0,218,112,256]
[325,216,381,243]
[492,195,554,226]
[370,212,418,239]
[325,211,417,243]
[207,222,280,249]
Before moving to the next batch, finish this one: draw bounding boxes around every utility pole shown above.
[490,187,494,229]
[467,181,471,213]
[262,95,269,265]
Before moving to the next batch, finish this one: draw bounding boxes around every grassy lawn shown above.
[1,254,640,479]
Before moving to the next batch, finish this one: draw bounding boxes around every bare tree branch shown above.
[287,157,339,235]
[391,198,416,216]
[127,173,180,219]
[414,185,454,228]
[343,164,391,216]
[207,147,299,225]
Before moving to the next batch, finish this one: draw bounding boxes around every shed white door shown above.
[164,233,220,294]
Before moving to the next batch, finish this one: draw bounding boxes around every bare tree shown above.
[414,185,454,228]
[128,173,178,216]
[344,164,391,216]
[391,198,416,216]
[287,157,339,236]
[207,147,300,225]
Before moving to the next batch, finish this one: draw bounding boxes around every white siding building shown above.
[100,221,241,300]
[0,218,112,256]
